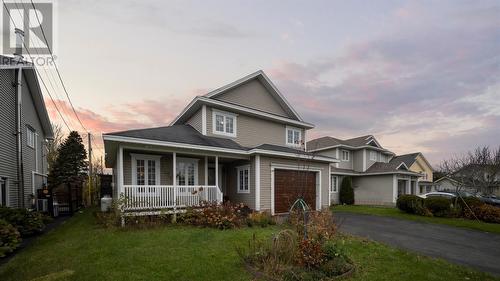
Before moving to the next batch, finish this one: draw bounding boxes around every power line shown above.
[2,0,72,131]
[30,0,88,133]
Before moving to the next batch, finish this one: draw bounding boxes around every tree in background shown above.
[46,124,64,174]
[48,131,88,188]
[339,176,354,205]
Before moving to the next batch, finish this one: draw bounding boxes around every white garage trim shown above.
[270,163,322,215]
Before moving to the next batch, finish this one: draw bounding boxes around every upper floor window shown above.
[380,154,387,163]
[341,150,350,161]
[213,110,237,137]
[369,151,377,161]
[237,165,250,193]
[286,126,302,147]
[26,127,35,148]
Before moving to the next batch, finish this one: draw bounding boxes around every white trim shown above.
[335,149,339,168]
[173,152,177,188]
[170,96,314,129]
[341,150,350,161]
[308,144,394,154]
[255,155,261,210]
[330,170,421,176]
[365,136,382,148]
[236,164,251,194]
[362,149,367,171]
[215,156,219,187]
[118,145,124,195]
[212,109,237,137]
[103,135,339,163]
[285,126,302,148]
[131,154,161,186]
[203,70,304,121]
[201,105,207,135]
[330,175,339,193]
[176,157,199,186]
[328,165,332,205]
[396,162,409,170]
[35,133,39,172]
[270,163,323,215]
[392,174,397,203]
[204,156,208,185]
[26,127,35,148]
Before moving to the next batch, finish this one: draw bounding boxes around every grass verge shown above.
[332,205,500,234]
[0,209,497,281]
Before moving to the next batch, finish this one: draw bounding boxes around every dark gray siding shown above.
[0,69,18,207]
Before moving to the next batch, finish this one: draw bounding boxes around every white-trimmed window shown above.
[176,158,199,186]
[131,154,161,186]
[341,150,350,161]
[212,110,237,137]
[330,175,338,193]
[26,127,35,148]
[286,126,302,147]
[370,151,377,161]
[380,154,387,163]
[237,165,250,193]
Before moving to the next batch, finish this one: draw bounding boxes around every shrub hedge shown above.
[396,195,424,214]
[0,219,21,257]
[424,197,452,217]
[465,204,500,224]
[0,207,45,237]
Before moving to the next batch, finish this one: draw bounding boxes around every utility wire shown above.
[30,0,88,133]
[2,0,71,131]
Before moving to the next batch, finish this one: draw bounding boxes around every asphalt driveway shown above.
[335,212,500,276]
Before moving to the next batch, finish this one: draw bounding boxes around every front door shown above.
[397,180,406,196]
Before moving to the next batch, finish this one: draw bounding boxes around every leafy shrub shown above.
[320,255,351,277]
[397,195,424,214]
[0,219,21,257]
[424,197,452,217]
[295,239,326,269]
[457,197,484,215]
[247,211,275,227]
[0,207,45,237]
[465,204,500,224]
[339,177,354,205]
[178,201,249,229]
[289,209,337,242]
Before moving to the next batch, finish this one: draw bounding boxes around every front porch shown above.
[113,146,253,214]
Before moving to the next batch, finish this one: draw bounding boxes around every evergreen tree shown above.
[48,131,88,187]
[339,176,354,205]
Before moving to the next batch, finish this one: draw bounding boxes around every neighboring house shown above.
[307,136,421,205]
[0,55,53,208]
[435,168,500,196]
[103,71,338,215]
[395,152,437,194]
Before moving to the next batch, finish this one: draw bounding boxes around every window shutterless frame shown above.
[330,175,338,193]
[285,126,302,147]
[236,165,250,194]
[341,150,350,161]
[212,109,237,137]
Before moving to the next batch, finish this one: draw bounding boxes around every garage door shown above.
[274,169,316,213]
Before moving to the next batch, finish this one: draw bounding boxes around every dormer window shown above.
[212,110,237,137]
[370,151,377,161]
[341,150,350,161]
[286,126,302,147]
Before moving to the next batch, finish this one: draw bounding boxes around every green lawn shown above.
[332,205,500,234]
[0,210,497,281]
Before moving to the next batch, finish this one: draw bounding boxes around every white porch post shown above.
[173,152,177,209]
[118,145,123,196]
[215,156,219,187]
[255,155,260,211]
[406,178,411,195]
[205,156,208,185]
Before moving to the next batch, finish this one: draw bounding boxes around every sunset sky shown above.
[27,0,499,166]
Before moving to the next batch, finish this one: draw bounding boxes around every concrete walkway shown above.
[335,212,500,276]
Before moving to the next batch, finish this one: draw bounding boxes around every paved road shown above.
[335,212,500,276]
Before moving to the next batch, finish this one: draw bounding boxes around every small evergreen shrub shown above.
[396,195,424,214]
[339,177,354,205]
[0,207,45,237]
[424,197,452,217]
[0,219,21,257]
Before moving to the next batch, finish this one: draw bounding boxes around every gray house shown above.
[0,55,53,208]
[307,135,421,205]
[104,71,338,216]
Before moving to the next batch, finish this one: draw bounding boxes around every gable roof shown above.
[365,158,415,174]
[395,152,434,172]
[103,125,336,162]
[204,70,302,121]
[307,135,393,153]
[171,71,314,129]
[1,55,54,139]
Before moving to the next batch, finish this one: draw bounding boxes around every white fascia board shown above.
[103,135,338,163]
[309,144,394,154]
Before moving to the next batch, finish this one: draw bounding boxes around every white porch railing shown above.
[122,185,223,211]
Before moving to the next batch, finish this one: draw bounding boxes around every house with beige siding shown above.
[103,71,338,216]
[307,136,426,205]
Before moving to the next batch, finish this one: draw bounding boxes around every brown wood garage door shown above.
[274,169,316,213]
